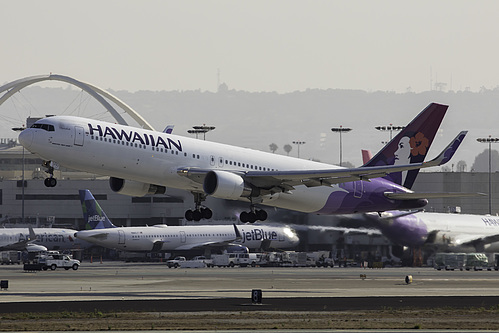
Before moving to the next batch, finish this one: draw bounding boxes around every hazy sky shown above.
[3,1,499,93]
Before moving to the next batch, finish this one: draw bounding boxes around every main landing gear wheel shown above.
[240,209,267,223]
[185,207,213,222]
[184,192,213,222]
[44,177,57,187]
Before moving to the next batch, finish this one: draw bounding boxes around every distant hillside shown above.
[2,85,499,167]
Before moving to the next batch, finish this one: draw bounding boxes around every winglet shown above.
[79,189,116,229]
[423,131,468,167]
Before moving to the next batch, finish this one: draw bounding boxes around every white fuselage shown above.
[420,212,499,252]
[75,224,299,252]
[377,211,499,253]
[18,116,353,213]
[0,228,85,251]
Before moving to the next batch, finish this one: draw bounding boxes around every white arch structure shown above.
[0,74,155,130]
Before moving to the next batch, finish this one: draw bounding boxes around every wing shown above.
[385,192,486,200]
[0,227,38,251]
[178,131,467,193]
[173,224,242,251]
[0,240,31,251]
[453,233,499,248]
[174,239,238,251]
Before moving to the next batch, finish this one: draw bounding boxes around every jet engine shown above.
[203,170,255,200]
[109,177,166,197]
[26,243,48,252]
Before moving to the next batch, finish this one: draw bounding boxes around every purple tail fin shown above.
[363,103,448,189]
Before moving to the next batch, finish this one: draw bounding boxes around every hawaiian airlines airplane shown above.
[364,211,499,253]
[18,103,465,223]
[0,227,84,252]
[75,189,299,252]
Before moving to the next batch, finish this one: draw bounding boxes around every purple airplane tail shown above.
[362,103,448,189]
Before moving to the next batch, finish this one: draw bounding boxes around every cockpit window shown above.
[30,123,55,131]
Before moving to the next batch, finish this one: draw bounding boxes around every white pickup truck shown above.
[38,253,80,271]
[166,256,208,268]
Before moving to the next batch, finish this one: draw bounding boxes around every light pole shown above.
[292,141,306,158]
[477,136,499,215]
[375,124,404,143]
[331,126,352,166]
[188,124,215,140]
[12,126,26,224]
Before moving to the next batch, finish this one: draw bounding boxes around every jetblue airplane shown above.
[0,227,84,252]
[75,189,299,252]
[365,211,499,253]
[18,103,465,222]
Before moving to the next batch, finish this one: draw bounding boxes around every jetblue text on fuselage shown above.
[239,228,278,244]
[88,123,182,151]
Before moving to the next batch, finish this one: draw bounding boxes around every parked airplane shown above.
[364,210,499,253]
[0,226,84,252]
[75,189,299,252]
[19,103,465,223]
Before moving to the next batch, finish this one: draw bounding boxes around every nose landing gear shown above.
[42,161,57,187]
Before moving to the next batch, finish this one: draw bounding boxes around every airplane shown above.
[0,226,85,252]
[18,102,466,223]
[75,189,299,252]
[364,210,499,253]
[357,148,488,254]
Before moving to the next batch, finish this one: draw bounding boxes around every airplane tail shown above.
[362,103,448,189]
[79,189,116,229]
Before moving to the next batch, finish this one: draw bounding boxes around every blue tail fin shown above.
[79,189,116,229]
[362,103,448,189]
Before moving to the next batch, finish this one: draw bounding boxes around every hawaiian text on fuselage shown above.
[88,123,182,151]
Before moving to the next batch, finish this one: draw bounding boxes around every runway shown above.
[0,261,498,313]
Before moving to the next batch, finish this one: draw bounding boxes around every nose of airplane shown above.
[18,129,33,149]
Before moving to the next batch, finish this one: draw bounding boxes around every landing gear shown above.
[239,207,267,223]
[185,207,213,221]
[42,160,57,188]
[44,177,57,187]
[185,192,213,222]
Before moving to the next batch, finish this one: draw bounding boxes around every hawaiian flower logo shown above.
[409,132,429,156]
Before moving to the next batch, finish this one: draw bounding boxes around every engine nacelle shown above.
[203,170,254,200]
[109,177,166,197]
[26,243,48,252]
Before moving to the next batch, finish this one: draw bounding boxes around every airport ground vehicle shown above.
[434,253,466,270]
[464,253,488,271]
[37,252,80,270]
[307,251,335,267]
[211,253,251,267]
[191,256,213,267]
[166,256,186,268]
[433,253,488,271]
[166,256,209,268]
[0,251,21,265]
[248,253,267,267]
